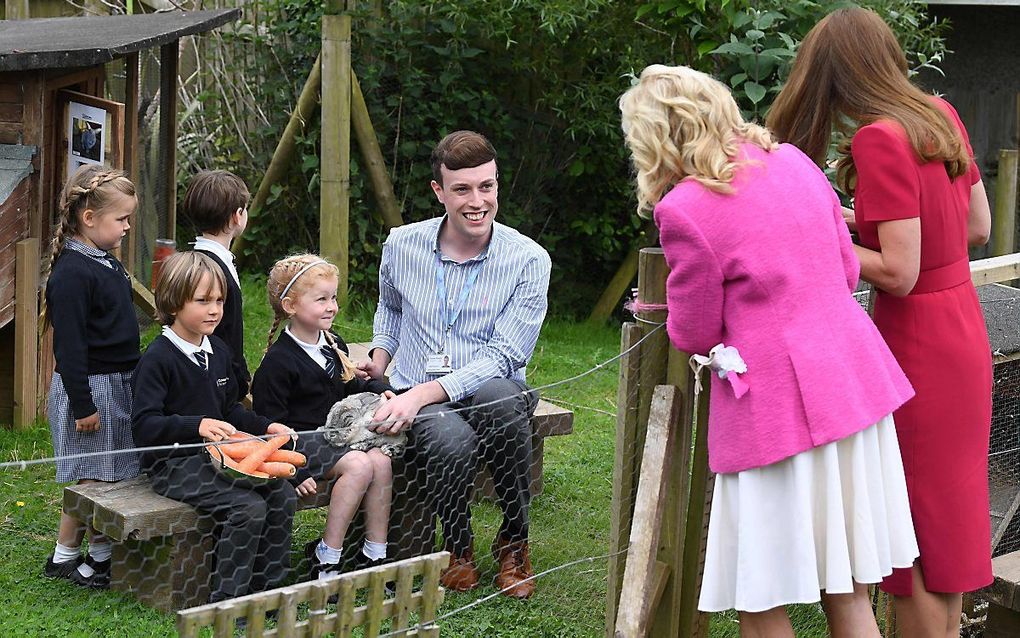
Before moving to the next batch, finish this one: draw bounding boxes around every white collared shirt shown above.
[193,236,241,286]
[162,325,214,367]
[285,325,329,371]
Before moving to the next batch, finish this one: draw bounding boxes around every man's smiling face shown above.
[431,160,499,247]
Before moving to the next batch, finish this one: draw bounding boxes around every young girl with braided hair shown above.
[43,164,140,589]
[251,254,397,580]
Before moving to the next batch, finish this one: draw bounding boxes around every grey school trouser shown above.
[407,378,538,555]
[148,454,297,602]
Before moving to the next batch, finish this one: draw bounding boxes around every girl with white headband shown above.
[251,253,398,581]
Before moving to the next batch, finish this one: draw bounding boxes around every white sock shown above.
[53,542,80,564]
[89,541,112,563]
[362,539,387,561]
[315,539,342,565]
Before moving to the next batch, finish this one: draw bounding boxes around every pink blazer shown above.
[656,143,914,474]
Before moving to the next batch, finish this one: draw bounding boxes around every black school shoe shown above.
[353,554,396,595]
[68,554,111,589]
[43,553,83,579]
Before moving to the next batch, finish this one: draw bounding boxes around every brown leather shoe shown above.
[493,538,535,599]
[440,548,479,592]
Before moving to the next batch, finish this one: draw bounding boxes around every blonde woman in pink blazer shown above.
[620,64,919,637]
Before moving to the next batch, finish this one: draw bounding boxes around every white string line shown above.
[0,323,666,470]
[376,547,630,638]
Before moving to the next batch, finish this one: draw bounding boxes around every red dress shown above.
[854,98,992,596]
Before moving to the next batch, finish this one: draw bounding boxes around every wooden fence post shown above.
[992,149,1019,258]
[158,40,179,241]
[351,71,403,230]
[607,247,715,637]
[320,11,352,306]
[13,238,39,429]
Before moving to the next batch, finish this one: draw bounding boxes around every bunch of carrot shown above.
[207,432,307,479]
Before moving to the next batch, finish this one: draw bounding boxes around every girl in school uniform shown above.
[251,254,396,580]
[43,165,140,589]
[619,65,919,636]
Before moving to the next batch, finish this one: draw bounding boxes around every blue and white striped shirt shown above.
[370,216,551,401]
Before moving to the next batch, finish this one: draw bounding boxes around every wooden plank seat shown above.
[63,399,572,611]
[982,551,1020,637]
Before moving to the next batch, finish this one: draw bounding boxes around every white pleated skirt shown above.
[698,415,919,613]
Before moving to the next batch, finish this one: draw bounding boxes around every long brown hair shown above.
[766,7,970,193]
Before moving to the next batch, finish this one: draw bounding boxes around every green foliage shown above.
[639,0,950,121]
[181,0,948,317]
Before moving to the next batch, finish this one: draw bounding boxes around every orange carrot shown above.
[209,444,270,478]
[257,461,297,478]
[220,438,265,460]
[267,449,307,467]
[237,435,290,473]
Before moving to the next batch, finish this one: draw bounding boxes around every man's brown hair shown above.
[430,130,497,185]
[181,170,249,233]
[155,251,227,325]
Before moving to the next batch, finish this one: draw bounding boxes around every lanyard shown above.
[435,251,482,352]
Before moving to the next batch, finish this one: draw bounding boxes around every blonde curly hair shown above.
[619,64,777,216]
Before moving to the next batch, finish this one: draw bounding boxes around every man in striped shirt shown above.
[361,131,551,598]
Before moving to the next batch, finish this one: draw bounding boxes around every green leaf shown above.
[697,40,719,56]
[744,81,767,104]
[712,41,755,56]
[746,29,765,40]
[729,72,747,87]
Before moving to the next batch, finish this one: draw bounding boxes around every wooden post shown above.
[158,41,180,241]
[615,385,682,636]
[992,149,1019,258]
[123,51,140,275]
[13,238,39,429]
[588,224,658,323]
[606,322,643,635]
[232,54,323,261]
[320,13,352,306]
[352,71,403,230]
[4,0,28,19]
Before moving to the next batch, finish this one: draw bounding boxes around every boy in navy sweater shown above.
[132,251,296,603]
[182,170,251,402]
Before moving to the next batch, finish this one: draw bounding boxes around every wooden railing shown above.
[176,552,449,638]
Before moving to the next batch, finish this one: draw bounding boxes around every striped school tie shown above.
[320,346,337,379]
[194,351,209,370]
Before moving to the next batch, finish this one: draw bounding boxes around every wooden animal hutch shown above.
[0,8,239,427]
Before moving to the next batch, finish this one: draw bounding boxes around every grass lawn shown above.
[0,277,831,636]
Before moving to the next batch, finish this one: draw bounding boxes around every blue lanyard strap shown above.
[435,251,483,344]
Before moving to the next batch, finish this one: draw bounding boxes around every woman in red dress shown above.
[767,8,993,636]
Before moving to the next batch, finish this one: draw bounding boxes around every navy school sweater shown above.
[195,249,250,401]
[46,249,140,419]
[252,331,391,483]
[132,334,270,473]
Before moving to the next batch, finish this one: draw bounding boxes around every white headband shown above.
[280,260,329,299]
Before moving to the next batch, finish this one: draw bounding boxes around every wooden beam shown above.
[232,54,323,261]
[130,274,157,321]
[13,238,39,429]
[4,0,29,19]
[616,384,682,637]
[971,252,1020,286]
[123,51,140,275]
[992,149,1019,258]
[320,14,352,306]
[352,71,403,230]
[158,41,179,241]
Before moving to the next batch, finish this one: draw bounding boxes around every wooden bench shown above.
[64,399,572,611]
[982,550,1020,637]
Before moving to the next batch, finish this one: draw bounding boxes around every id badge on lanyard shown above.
[430,252,481,375]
